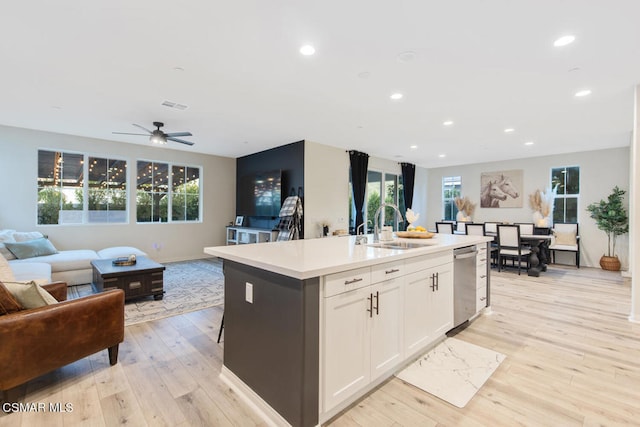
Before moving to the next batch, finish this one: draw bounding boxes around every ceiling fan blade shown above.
[164,131,192,137]
[112,132,149,136]
[132,123,153,134]
[167,137,195,146]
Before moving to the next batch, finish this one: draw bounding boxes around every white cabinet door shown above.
[428,263,453,338]
[323,287,371,411]
[370,277,404,380]
[403,270,432,356]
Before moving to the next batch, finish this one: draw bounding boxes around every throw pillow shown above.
[3,281,58,309]
[0,230,17,260]
[554,231,577,246]
[4,237,58,259]
[0,253,16,282]
[12,231,45,242]
[0,281,23,315]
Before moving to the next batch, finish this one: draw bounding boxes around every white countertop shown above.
[204,234,493,280]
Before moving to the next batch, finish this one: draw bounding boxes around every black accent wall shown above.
[236,140,305,233]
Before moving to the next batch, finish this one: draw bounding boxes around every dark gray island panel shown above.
[223,260,319,427]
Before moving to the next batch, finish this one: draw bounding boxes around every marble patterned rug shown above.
[396,337,506,408]
[69,258,224,325]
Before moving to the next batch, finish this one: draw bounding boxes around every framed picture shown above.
[480,169,523,208]
[235,215,244,226]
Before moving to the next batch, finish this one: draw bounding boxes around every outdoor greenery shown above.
[586,186,629,257]
[37,187,73,224]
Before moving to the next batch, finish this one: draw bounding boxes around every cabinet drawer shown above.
[405,251,452,275]
[371,260,405,283]
[325,267,371,297]
[477,246,488,266]
[476,285,487,311]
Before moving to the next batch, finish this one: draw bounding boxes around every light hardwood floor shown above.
[2,266,639,426]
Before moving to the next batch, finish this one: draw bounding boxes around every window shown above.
[136,161,201,223]
[349,169,400,233]
[37,150,127,225]
[442,176,461,221]
[551,166,579,223]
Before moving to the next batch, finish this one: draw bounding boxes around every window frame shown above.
[37,149,129,225]
[349,167,401,233]
[136,159,203,224]
[442,176,462,221]
[551,165,580,223]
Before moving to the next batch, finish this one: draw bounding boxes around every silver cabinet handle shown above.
[374,291,379,315]
[344,277,363,285]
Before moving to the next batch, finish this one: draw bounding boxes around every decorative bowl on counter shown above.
[396,231,435,239]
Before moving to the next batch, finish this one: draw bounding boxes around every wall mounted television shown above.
[237,170,282,217]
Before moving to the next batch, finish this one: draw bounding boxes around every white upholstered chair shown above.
[515,223,534,235]
[549,223,580,268]
[497,224,531,275]
[436,222,454,234]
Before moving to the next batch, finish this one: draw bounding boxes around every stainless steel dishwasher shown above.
[453,245,477,328]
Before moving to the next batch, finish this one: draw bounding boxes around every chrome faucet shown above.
[355,222,368,245]
[373,202,403,242]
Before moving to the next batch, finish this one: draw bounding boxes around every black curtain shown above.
[401,162,415,209]
[349,150,369,232]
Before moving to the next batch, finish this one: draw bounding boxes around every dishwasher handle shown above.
[454,250,477,260]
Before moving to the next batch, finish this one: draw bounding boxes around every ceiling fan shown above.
[113,121,194,146]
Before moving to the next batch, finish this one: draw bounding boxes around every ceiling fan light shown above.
[150,135,165,144]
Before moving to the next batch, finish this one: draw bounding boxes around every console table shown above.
[226,227,278,245]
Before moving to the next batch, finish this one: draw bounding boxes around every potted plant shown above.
[586,186,629,271]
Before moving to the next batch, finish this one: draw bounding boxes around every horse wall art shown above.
[480,170,523,208]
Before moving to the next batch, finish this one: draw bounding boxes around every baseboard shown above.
[219,366,294,427]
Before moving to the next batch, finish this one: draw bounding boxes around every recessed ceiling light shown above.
[410,145,418,150]
[443,120,454,126]
[554,35,576,47]
[300,45,315,56]
[504,128,515,133]
[575,89,592,97]
[524,141,534,146]
[438,154,446,158]
[390,93,403,100]
[397,51,417,62]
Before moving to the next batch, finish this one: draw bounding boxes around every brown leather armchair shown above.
[0,282,124,391]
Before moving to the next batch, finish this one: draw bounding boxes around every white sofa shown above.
[0,230,146,286]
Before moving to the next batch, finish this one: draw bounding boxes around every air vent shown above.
[161,100,188,110]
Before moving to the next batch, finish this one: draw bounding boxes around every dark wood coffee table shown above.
[91,256,165,300]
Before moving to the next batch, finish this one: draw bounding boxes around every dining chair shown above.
[465,223,485,236]
[484,222,499,234]
[497,224,531,275]
[515,223,534,235]
[549,223,580,268]
[436,222,454,234]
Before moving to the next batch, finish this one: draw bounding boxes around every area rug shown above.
[69,258,224,325]
[396,337,505,408]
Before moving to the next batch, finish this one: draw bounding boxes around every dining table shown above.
[482,231,551,277]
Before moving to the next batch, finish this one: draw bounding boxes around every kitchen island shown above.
[204,233,493,427]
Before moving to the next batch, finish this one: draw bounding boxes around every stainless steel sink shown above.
[366,241,426,250]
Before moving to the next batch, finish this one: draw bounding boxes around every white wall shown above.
[304,141,350,237]
[409,166,429,229]
[0,125,235,262]
[425,147,630,268]
[303,144,429,237]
